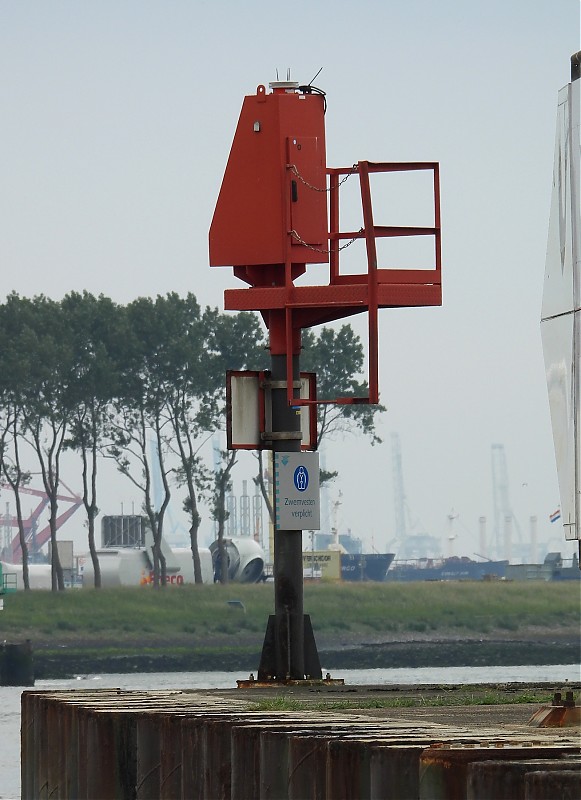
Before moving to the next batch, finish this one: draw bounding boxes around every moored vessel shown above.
[385,555,508,582]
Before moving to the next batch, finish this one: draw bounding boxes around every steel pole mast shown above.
[209,78,443,683]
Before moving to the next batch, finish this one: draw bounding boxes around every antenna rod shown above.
[308,67,323,86]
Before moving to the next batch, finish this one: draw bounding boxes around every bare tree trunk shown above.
[30,420,66,591]
[171,403,204,583]
[81,415,101,588]
[217,481,229,586]
[13,489,30,590]
[154,421,171,586]
[107,407,171,588]
[49,498,64,591]
[140,414,169,589]
[217,541,228,584]
[9,419,30,590]
[190,519,203,584]
[185,478,203,583]
[215,450,237,585]
[0,413,31,588]
[144,481,168,587]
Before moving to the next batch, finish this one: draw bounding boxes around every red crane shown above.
[1,482,82,562]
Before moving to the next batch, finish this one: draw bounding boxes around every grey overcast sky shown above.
[1,1,580,560]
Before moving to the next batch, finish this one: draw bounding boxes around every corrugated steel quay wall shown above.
[21,689,581,799]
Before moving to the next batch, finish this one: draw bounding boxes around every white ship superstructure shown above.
[541,52,581,544]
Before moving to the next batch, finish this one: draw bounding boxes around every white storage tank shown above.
[81,546,214,587]
[0,560,52,591]
[209,537,265,583]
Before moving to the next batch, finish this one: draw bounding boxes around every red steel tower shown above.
[210,79,441,681]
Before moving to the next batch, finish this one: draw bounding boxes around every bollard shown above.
[529,690,581,728]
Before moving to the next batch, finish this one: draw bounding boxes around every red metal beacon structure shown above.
[210,78,442,683]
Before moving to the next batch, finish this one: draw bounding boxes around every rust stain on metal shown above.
[529,691,581,728]
[20,687,581,800]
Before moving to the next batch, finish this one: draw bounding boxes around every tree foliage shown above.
[0,292,247,587]
[0,295,34,588]
[0,293,380,589]
[8,295,77,590]
[301,325,385,447]
[63,291,125,588]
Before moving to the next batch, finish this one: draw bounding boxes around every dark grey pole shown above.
[574,50,581,572]
[270,353,304,679]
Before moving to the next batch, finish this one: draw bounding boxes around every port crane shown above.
[0,482,82,562]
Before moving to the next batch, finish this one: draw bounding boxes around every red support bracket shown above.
[225,160,442,406]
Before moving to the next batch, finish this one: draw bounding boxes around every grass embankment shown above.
[2,581,579,642]
[1,581,579,676]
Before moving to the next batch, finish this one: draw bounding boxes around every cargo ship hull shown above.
[385,557,508,582]
[341,553,395,582]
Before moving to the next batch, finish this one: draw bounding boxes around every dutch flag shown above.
[550,509,561,523]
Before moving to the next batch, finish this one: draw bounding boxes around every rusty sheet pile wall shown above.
[21,689,581,799]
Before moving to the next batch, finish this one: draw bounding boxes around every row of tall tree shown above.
[0,291,383,590]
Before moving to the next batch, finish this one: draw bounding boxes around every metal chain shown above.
[288,162,361,253]
[289,163,358,193]
[289,228,363,254]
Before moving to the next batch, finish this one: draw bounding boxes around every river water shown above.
[2,664,579,799]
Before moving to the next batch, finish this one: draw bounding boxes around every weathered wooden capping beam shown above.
[21,689,581,799]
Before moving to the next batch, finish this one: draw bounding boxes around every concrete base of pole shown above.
[257,613,322,681]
